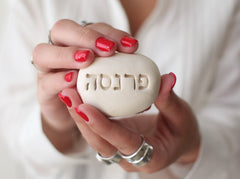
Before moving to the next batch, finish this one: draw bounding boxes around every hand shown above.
[63,73,200,173]
[32,19,139,153]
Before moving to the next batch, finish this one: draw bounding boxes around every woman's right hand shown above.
[32,19,139,153]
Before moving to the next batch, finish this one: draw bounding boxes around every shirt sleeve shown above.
[185,3,240,179]
[0,0,91,177]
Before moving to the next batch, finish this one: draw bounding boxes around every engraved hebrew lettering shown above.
[138,74,149,90]
[113,74,121,90]
[86,73,97,90]
[100,74,111,90]
[85,73,149,91]
[124,74,136,90]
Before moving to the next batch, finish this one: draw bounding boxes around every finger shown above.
[154,73,180,119]
[50,19,117,56]
[58,88,83,109]
[71,113,136,171]
[33,43,94,72]
[38,70,78,103]
[154,73,194,127]
[74,104,142,156]
[73,104,140,171]
[73,104,169,172]
[73,120,118,158]
[154,73,200,168]
[154,72,177,112]
[60,88,117,157]
[87,23,138,53]
[61,92,137,170]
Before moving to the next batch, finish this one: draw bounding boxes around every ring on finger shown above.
[80,20,93,27]
[30,56,45,74]
[96,151,122,165]
[48,30,54,45]
[120,136,153,167]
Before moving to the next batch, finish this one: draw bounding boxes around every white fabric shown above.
[0,0,240,178]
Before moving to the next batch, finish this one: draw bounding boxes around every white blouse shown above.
[0,0,240,179]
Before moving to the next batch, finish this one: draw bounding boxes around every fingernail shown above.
[96,37,115,52]
[144,105,152,112]
[58,93,72,107]
[74,50,89,62]
[74,107,89,122]
[137,105,152,114]
[169,72,177,89]
[121,36,138,47]
[64,72,74,82]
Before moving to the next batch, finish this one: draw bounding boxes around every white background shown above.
[0,0,8,39]
[0,1,28,178]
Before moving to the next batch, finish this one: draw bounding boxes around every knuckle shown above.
[104,28,116,37]
[89,22,126,38]
[51,19,73,41]
[94,23,128,37]
[51,19,70,33]
[95,23,116,36]
[77,27,94,42]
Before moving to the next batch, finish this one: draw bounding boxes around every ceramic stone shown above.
[77,53,161,118]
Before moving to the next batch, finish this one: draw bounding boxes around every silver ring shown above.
[48,30,54,45]
[31,56,34,65]
[131,144,153,167]
[121,136,153,167]
[96,152,122,165]
[80,20,93,27]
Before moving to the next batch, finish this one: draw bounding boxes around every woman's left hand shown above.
[62,72,200,173]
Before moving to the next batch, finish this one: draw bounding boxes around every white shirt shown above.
[0,0,240,178]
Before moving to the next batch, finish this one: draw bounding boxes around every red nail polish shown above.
[74,50,89,62]
[96,37,115,52]
[121,36,138,47]
[137,105,152,114]
[58,93,72,107]
[64,72,74,82]
[169,72,177,89]
[144,105,152,112]
[74,107,89,122]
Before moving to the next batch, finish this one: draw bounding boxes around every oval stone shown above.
[77,53,161,118]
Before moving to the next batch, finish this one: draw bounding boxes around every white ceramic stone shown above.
[77,53,161,118]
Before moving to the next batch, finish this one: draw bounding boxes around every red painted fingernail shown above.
[137,105,152,114]
[64,72,74,82]
[58,93,72,107]
[169,72,177,89]
[144,105,152,112]
[96,37,115,52]
[121,36,138,47]
[74,50,89,62]
[74,107,89,122]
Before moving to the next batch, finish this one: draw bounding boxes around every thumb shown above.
[154,72,183,120]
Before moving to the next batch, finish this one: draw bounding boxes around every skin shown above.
[32,0,200,174]
[120,0,157,36]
